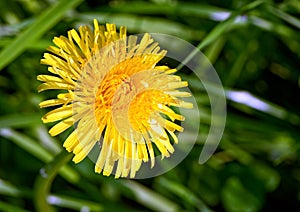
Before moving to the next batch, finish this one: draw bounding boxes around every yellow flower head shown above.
[38,19,193,178]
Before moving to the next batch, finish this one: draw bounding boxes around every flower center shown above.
[95,73,129,110]
[129,89,172,132]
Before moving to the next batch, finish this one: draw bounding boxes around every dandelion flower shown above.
[38,19,193,178]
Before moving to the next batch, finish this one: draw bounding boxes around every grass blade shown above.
[0,128,79,184]
[0,202,30,212]
[0,113,41,128]
[267,6,300,29]
[47,194,103,211]
[121,180,180,212]
[34,150,73,212]
[157,177,212,212]
[0,0,83,70]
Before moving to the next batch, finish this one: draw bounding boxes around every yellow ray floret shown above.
[38,19,192,178]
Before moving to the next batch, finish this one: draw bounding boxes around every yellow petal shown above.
[103,141,114,176]
[39,99,67,108]
[42,105,73,123]
[166,81,188,90]
[165,120,183,132]
[158,104,185,121]
[37,75,65,83]
[170,100,194,109]
[138,143,149,162]
[49,116,74,136]
[150,127,174,156]
[141,131,155,168]
[115,157,124,178]
[63,130,79,152]
[72,144,92,163]
[167,129,178,144]
[58,92,74,100]
[73,138,97,163]
[165,90,191,97]
[95,121,112,173]
[46,45,60,55]
[37,82,74,92]
[73,120,95,154]
[153,139,169,158]
[41,53,69,71]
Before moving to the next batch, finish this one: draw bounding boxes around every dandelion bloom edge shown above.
[38,19,193,178]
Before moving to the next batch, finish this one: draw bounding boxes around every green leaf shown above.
[0,0,83,70]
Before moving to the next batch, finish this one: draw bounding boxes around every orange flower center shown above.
[94,69,174,136]
[129,89,172,131]
[95,73,129,110]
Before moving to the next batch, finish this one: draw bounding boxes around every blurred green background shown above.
[1,0,300,211]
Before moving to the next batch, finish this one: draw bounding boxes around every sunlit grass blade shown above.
[121,180,180,211]
[0,178,32,208]
[0,0,83,70]
[34,125,62,154]
[0,179,27,197]
[47,194,103,211]
[267,6,300,29]
[226,90,300,125]
[249,16,299,39]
